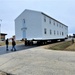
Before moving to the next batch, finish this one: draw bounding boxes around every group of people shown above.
[5,38,16,51]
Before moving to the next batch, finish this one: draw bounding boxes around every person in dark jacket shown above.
[5,38,9,51]
[11,38,16,51]
[72,38,74,44]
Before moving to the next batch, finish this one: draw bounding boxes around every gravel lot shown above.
[0,45,75,75]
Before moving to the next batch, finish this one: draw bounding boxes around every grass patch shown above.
[49,41,73,50]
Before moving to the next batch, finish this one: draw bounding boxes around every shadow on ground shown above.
[0,44,38,55]
[0,70,14,75]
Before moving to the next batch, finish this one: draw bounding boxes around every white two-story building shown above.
[15,9,68,45]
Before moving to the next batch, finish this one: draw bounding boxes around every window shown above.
[50,29,52,35]
[23,19,25,23]
[60,24,61,27]
[62,25,63,28]
[57,23,58,27]
[44,16,46,22]
[65,27,67,30]
[62,32,64,36]
[54,21,55,25]
[59,24,61,27]
[44,28,47,34]
[49,18,51,24]
[54,30,55,35]
[60,32,61,35]
[57,31,59,35]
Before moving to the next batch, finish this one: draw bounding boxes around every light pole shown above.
[0,19,2,41]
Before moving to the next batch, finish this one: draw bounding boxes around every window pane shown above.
[44,28,47,34]
[23,19,25,23]
[49,18,51,24]
[50,29,52,34]
[44,16,46,22]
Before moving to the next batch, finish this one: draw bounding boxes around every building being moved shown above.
[15,9,68,45]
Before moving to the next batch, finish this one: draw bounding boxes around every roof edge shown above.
[41,12,68,27]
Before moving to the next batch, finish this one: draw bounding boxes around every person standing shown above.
[11,38,16,51]
[5,38,9,51]
[72,38,74,44]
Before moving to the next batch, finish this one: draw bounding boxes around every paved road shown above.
[0,44,75,75]
[0,45,37,55]
[0,38,72,55]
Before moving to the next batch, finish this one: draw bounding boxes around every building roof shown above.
[15,9,68,27]
[41,12,68,27]
[0,33,7,35]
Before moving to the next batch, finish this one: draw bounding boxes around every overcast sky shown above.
[0,0,75,38]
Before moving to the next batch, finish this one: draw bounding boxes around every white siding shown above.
[24,10,42,40]
[41,13,68,40]
[15,17,23,40]
[15,9,68,40]
[15,10,42,40]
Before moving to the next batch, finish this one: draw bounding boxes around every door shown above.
[23,29,26,39]
[22,19,27,39]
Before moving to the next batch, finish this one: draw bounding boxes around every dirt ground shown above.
[42,40,75,51]
[42,41,64,49]
[66,43,75,50]
[0,71,11,75]
[0,71,7,75]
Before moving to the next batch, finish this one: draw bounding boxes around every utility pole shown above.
[0,19,2,41]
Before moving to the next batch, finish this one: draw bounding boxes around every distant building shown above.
[0,33,7,41]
